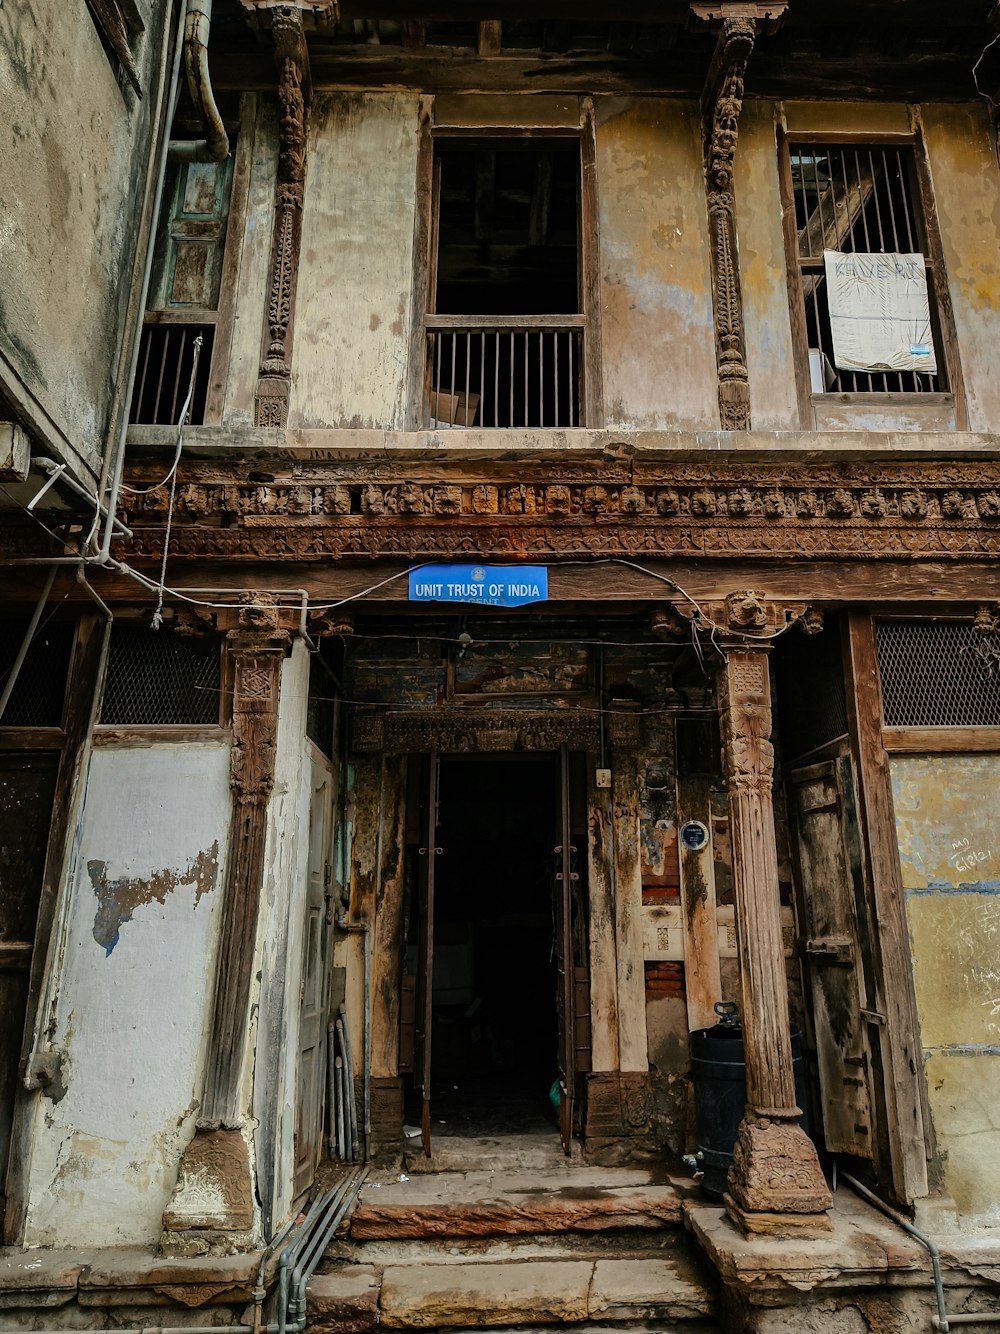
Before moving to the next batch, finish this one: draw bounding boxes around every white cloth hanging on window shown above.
[823,250,937,375]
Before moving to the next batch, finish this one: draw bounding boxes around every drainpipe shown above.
[169,0,230,162]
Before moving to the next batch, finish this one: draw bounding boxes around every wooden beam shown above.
[587,774,620,1072]
[611,749,648,1072]
[881,726,1000,754]
[370,756,408,1078]
[400,18,426,47]
[477,19,503,56]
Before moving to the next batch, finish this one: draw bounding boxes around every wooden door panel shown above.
[791,758,874,1158]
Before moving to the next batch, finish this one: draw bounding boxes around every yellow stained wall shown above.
[289,92,420,430]
[890,754,1000,1226]
[594,98,718,430]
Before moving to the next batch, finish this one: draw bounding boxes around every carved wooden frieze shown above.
[350,706,613,756]
[111,460,1000,564]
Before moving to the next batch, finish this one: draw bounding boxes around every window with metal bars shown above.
[100,624,221,727]
[875,620,1000,728]
[425,138,585,428]
[786,141,945,394]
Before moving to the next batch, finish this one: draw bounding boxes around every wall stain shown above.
[88,843,219,956]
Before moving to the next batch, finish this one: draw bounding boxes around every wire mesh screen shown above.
[789,142,943,393]
[129,323,214,425]
[875,620,1000,728]
[101,624,220,726]
[0,621,74,727]
[775,614,849,757]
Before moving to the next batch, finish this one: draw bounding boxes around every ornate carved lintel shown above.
[351,706,607,757]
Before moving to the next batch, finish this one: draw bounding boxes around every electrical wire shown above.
[147,334,202,629]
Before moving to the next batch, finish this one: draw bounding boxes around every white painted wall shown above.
[23,742,231,1248]
[252,642,313,1229]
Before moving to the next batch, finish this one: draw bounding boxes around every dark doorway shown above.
[407,755,561,1138]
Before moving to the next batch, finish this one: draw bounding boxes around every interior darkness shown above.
[435,139,580,316]
[416,756,560,1136]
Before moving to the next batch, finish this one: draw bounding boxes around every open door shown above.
[414,747,440,1157]
[553,745,576,1156]
[790,755,875,1160]
[293,748,334,1198]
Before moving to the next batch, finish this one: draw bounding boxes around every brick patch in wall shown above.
[645,960,685,998]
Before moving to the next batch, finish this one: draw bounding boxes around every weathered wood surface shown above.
[612,751,648,1073]
[675,773,722,1033]
[370,757,407,1079]
[843,611,929,1204]
[587,778,619,1072]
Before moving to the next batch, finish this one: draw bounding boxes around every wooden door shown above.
[0,752,59,1205]
[554,746,576,1155]
[293,747,335,1198]
[790,756,875,1159]
[414,748,440,1157]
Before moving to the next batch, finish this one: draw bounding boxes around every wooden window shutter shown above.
[86,0,142,95]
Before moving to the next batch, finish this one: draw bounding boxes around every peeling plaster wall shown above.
[890,754,1000,1228]
[595,98,718,430]
[919,103,1000,434]
[252,641,313,1232]
[289,92,420,429]
[22,742,231,1248]
[0,1,166,481]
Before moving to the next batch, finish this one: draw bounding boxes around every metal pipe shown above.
[75,566,113,622]
[0,565,58,722]
[838,1169,955,1333]
[169,0,230,162]
[326,1022,339,1158]
[338,1010,358,1162]
[28,458,132,537]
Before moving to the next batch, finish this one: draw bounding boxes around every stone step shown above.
[404,1134,584,1175]
[329,1225,694,1268]
[308,1251,717,1331]
[348,1168,684,1241]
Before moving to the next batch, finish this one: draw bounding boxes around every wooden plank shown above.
[433,94,580,129]
[612,750,647,1072]
[370,756,408,1078]
[586,771,619,1072]
[843,610,929,1204]
[205,93,257,424]
[675,773,722,1032]
[405,95,436,431]
[882,727,1000,754]
[579,96,604,428]
[477,20,503,57]
[400,19,426,48]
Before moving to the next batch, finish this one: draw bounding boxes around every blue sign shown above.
[408,564,548,608]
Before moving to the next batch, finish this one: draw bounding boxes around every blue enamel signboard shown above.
[408,564,548,608]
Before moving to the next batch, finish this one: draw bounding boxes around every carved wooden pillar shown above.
[255,11,311,428]
[694,2,787,431]
[716,592,832,1235]
[162,597,289,1254]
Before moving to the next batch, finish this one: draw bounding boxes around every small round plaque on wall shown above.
[680,820,709,852]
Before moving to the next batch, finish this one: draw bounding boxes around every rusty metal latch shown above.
[805,935,854,965]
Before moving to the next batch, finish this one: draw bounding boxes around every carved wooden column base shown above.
[725,1112,832,1235]
[160,1127,256,1256]
[583,1071,657,1165]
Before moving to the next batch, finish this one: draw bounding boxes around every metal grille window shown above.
[0,621,74,728]
[130,323,214,426]
[100,624,221,726]
[788,142,944,394]
[875,621,1000,728]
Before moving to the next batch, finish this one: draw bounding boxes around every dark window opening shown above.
[789,142,945,394]
[100,624,221,726]
[775,615,849,759]
[130,323,214,426]
[427,139,584,428]
[0,621,74,728]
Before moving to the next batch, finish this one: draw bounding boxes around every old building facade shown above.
[2,0,1000,1330]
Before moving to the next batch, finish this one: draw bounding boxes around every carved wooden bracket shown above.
[255,11,311,428]
[240,0,339,32]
